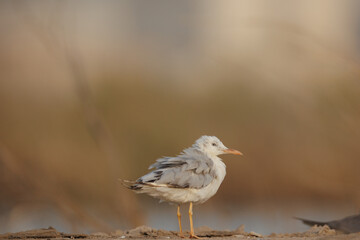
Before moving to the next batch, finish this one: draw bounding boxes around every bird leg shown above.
[177,205,184,238]
[189,202,201,239]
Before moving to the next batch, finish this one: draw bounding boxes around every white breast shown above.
[192,158,226,204]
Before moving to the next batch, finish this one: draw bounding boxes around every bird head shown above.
[193,135,243,158]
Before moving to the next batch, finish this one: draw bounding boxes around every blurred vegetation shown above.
[1,0,360,234]
[1,70,360,204]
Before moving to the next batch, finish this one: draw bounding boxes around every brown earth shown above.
[1,225,360,240]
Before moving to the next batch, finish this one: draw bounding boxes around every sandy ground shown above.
[1,225,359,240]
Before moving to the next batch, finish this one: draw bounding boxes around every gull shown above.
[123,135,243,238]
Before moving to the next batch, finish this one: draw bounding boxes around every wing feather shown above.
[137,149,215,189]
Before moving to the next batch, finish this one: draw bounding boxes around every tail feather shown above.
[294,217,328,227]
[118,179,143,190]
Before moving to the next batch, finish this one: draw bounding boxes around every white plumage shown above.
[124,135,242,238]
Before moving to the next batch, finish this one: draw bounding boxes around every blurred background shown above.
[1,0,360,235]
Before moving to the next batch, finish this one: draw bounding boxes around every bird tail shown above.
[118,179,143,190]
[294,217,328,227]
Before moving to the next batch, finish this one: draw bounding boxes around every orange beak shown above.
[223,148,243,156]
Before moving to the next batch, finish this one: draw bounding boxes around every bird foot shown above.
[178,233,185,238]
[189,234,202,239]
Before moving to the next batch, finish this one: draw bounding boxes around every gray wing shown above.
[137,151,215,189]
[296,214,360,233]
[330,214,360,233]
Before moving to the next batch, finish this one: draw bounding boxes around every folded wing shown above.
[138,150,215,189]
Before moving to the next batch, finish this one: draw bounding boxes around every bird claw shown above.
[178,233,185,238]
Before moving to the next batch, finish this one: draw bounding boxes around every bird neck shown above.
[183,147,220,159]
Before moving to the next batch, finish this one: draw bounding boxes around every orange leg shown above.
[177,205,184,238]
[189,202,201,239]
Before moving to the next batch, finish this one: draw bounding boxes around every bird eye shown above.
[212,143,217,146]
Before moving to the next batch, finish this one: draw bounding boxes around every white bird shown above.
[123,135,242,238]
